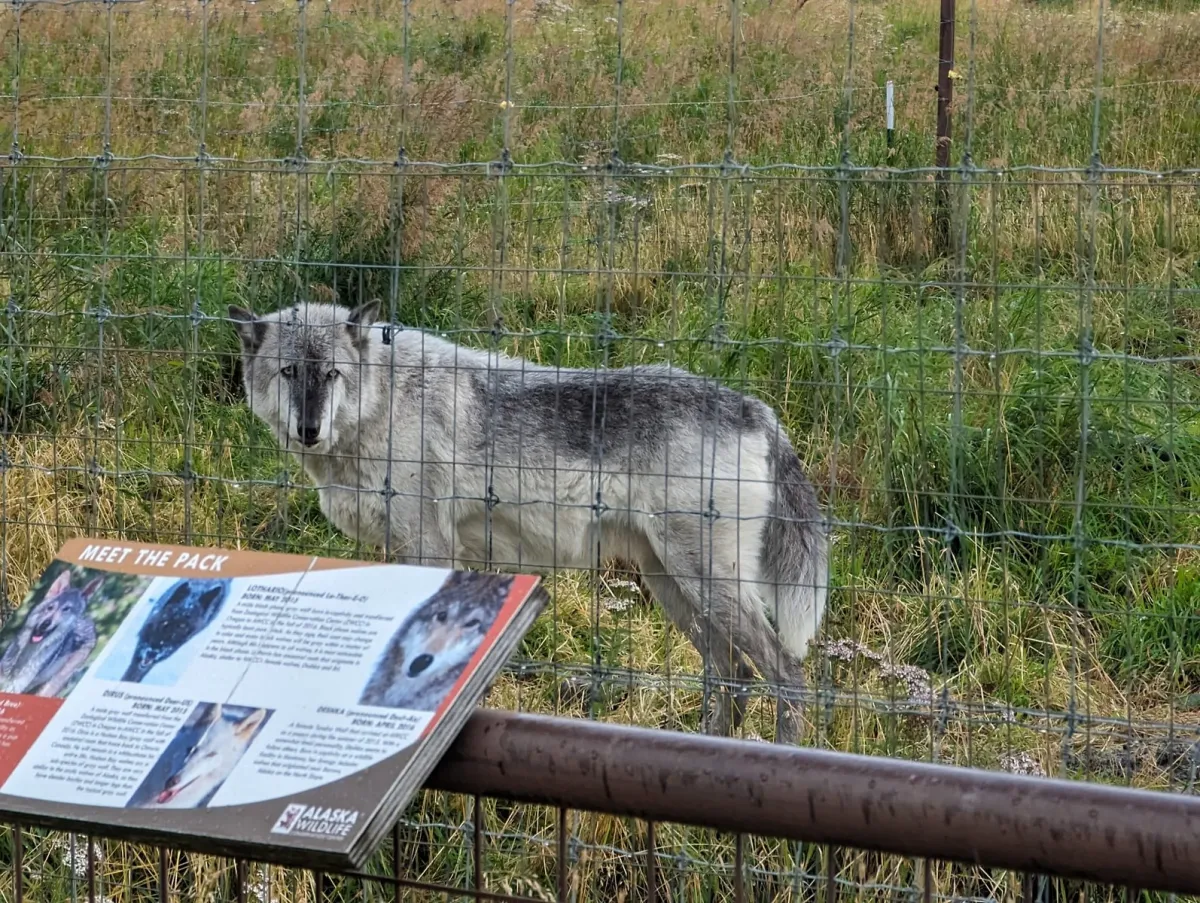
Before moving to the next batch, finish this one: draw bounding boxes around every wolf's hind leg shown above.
[647,530,806,743]
[629,540,747,737]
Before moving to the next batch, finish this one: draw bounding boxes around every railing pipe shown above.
[428,710,1200,896]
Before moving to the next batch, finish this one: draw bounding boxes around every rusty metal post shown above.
[934,0,956,254]
[158,848,169,903]
[13,825,23,903]
[87,836,96,903]
[426,710,1200,897]
[556,807,569,902]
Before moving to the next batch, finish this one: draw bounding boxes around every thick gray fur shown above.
[228,300,830,742]
[359,570,513,711]
[0,570,101,697]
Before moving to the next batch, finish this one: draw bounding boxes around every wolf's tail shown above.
[759,429,829,664]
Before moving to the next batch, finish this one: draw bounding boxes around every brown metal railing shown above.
[6,709,1200,903]
[429,710,1200,897]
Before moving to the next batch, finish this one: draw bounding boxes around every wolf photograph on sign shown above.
[127,702,272,810]
[359,571,513,711]
[95,577,231,686]
[0,564,152,699]
[229,300,829,741]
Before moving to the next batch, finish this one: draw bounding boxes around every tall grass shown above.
[1,0,1198,898]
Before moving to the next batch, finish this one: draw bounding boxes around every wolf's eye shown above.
[436,611,448,623]
[464,619,480,629]
[280,365,296,379]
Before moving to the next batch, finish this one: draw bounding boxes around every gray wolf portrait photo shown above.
[95,577,231,686]
[127,702,272,810]
[228,299,829,741]
[0,565,152,699]
[359,570,514,711]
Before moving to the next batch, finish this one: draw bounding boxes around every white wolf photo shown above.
[227,300,830,741]
[133,704,270,809]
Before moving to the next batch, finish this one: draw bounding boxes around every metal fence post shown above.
[935,0,956,255]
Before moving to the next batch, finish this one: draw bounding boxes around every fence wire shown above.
[1,0,1199,898]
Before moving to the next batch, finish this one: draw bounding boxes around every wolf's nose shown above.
[408,654,434,677]
[298,425,321,446]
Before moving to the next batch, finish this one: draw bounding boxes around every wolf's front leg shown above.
[386,499,455,569]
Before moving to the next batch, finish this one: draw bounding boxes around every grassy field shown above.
[1,0,1199,898]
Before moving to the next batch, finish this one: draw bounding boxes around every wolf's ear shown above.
[45,570,73,599]
[345,298,382,349]
[81,577,105,600]
[197,585,226,619]
[233,708,269,739]
[228,306,267,355]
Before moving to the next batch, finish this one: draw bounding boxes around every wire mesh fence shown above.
[0,810,1169,903]
[1,0,1199,897]
[4,708,1200,903]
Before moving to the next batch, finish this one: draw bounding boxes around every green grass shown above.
[1,0,1199,899]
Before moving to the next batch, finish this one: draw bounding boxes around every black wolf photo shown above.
[0,566,148,698]
[229,300,829,741]
[359,571,513,711]
[114,578,230,684]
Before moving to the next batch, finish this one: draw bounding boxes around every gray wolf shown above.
[0,570,102,697]
[227,300,830,742]
[359,570,512,710]
[134,703,269,809]
[121,578,229,683]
